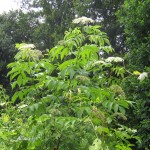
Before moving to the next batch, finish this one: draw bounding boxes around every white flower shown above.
[92,61,112,67]
[99,75,103,79]
[132,129,137,133]
[105,57,124,63]
[0,102,6,106]
[72,16,94,24]
[93,60,106,65]
[19,44,35,50]
[138,72,148,81]
[18,104,28,109]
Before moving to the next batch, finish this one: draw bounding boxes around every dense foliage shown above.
[0,0,125,87]
[0,10,39,87]
[117,1,150,149]
[0,19,142,149]
[117,0,150,69]
[0,0,150,149]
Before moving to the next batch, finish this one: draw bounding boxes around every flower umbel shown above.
[15,43,43,61]
[105,57,124,63]
[138,72,148,81]
[92,60,112,67]
[72,16,94,25]
[93,60,106,65]
[16,43,35,51]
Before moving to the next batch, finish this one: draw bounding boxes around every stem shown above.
[88,117,98,138]
[123,61,133,75]
[54,135,62,150]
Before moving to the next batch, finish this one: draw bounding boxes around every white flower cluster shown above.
[128,128,137,133]
[105,57,124,63]
[15,43,43,60]
[138,72,148,81]
[72,16,94,24]
[19,44,35,50]
[93,60,106,65]
[18,104,28,109]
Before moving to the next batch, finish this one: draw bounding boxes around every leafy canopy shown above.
[0,17,142,150]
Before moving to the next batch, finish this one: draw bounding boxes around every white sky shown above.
[0,0,20,14]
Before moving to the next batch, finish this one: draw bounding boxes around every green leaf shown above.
[12,91,20,102]
[102,101,109,108]
[104,38,110,45]
[7,66,20,77]
[107,102,114,111]
[40,61,55,74]
[119,106,126,115]
[50,46,64,60]
[113,103,119,113]
[89,138,102,150]
[101,46,113,53]
[61,48,69,60]
[59,59,76,70]
[10,71,20,81]
[17,75,23,87]
[68,67,76,79]
[11,81,18,89]
[79,45,99,61]
[118,100,129,109]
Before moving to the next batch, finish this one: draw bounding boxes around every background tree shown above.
[92,0,125,54]
[0,19,139,150]
[0,0,149,149]
[0,0,126,89]
[21,0,94,49]
[0,11,20,87]
[0,10,39,87]
[117,0,150,70]
[117,0,150,149]
[21,0,125,53]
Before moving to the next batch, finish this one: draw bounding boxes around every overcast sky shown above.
[0,0,20,14]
